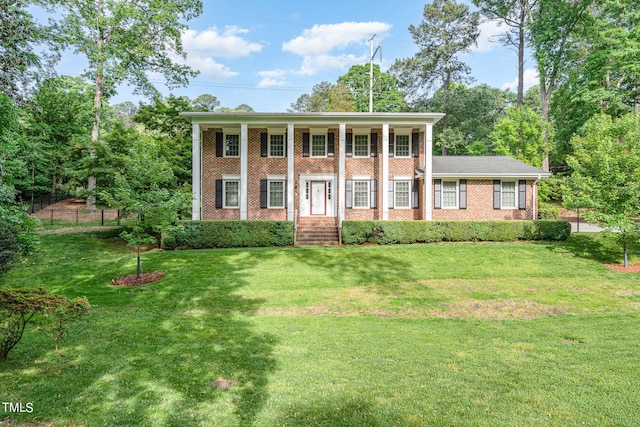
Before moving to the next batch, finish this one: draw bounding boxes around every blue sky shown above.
[48,0,539,112]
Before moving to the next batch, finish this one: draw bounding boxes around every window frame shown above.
[224,133,240,158]
[269,134,285,158]
[394,180,411,209]
[441,180,458,209]
[310,133,327,158]
[394,134,411,158]
[223,180,240,208]
[353,133,370,158]
[353,180,370,209]
[501,181,517,209]
[268,180,285,208]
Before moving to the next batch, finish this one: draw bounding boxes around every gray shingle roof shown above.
[430,156,550,178]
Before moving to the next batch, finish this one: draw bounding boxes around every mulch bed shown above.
[111,272,165,286]
[604,263,640,273]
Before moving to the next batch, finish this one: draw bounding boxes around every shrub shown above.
[538,202,562,220]
[342,220,571,245]
[162,220,294,250]
[0,227,20,275]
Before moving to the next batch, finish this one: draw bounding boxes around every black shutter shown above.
[412,132,419,157]
[346,133,353,157]
[370,180,378,209]
[346,180,353,209]
[215,132,223,157]
[302,132,310,157]
[519,180,526,210]
[284,180,288,208]
[411,179,419,209]
[493,180,501,210]
[388,180,394,209]
[215,179,223,208]
[459,179,467,210]
[327,132,335,157]
[260,133,268,157]
[434,179,441,209]
[260,179,268,208]
[284,131,288,157]
[370,132,378,157]
[389,133,395,158]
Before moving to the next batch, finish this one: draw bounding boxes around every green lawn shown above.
[1,230,640,426]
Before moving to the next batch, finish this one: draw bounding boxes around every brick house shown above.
[183,112,549,232]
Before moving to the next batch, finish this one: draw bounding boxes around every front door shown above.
[310,181,326,215]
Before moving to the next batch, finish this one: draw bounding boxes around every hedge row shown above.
[342,220,571,245]
[162,220,294,250]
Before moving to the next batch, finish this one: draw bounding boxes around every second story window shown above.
[270,134,285,157]
[311,134,326,157]
[354,134,369,157]
[395,135,410,157]
[225,134,239,157]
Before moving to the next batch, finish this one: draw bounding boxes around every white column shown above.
[338,123,346,227]
[191,123,201,220]
[240,123,248,220]
[287,123,295,221]
[425,122,433,220]
[381,123,390,220]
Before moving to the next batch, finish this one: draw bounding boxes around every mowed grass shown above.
[1,230,640,426]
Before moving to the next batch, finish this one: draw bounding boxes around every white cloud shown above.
[169,26,263,79]
[472,19,505,53]
[283,21,391,75]
[257,70,289,87]
[501,68,539,92]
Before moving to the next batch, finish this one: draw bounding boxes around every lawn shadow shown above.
[275,397,390,427]
[1,241,278,426]
[548,232,633,265]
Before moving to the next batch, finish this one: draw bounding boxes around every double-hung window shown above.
[395,181,411,208]
[395,135,410,157]
[311,134,326,157]
[269,134,285,157]
[501,181,516,208]
[353,134,369,157]
[224,180,239,208]
[442,181,457,208]
[268,180,285,208]
[353,181,370,208]
[225,134,239,157]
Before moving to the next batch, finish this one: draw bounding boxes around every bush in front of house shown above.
[342,220,571,245]
[162,220,294,250]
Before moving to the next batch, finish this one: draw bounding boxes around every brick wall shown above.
[431,179,535,220]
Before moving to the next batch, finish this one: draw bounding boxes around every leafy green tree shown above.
[326,82,356,112]
[101,139,189,279]
[288,81,334,112]
[491,106,552,167]
[337,64,407,112]
[192,94,220,112]
[565,113,640,267]
[392,0,479,151]
[50,0,202,209]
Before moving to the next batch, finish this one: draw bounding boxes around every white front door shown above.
[310,181,326,215]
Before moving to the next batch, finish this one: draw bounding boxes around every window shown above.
[501,181,516,208]
[225,134,239,157]
[268,181,285,208]
[353,181,370,208]
[395,181,411,208]
[354,134,369,157]
[269,134,285,157]
[395,135,410,157]
[224,180,239,207]
[442,181,457,208]
[311,134,326,157]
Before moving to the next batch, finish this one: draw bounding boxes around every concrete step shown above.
[296,225,340,246]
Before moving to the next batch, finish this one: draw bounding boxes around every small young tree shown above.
[101,139,189,279]
[0,286,89,360]
[565,113,640,267]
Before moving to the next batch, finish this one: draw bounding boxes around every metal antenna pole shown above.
[367,34,382,113]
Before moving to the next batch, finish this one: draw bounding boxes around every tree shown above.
[192,94,220,112]
[565,113,640,268]
[327,82,356,112]
[288,81,334,112]
[392,0,479,153]
[491,106,552,167]
[337,64,407,112]
[100,139,189,279]
[527,0,593,170]
[473,0,534,106]
[51,0,203,209]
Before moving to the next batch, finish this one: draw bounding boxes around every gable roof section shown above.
[431,156,550,179]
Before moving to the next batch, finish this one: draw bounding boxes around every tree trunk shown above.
[517,5,526,106]
[539,80,552,172]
